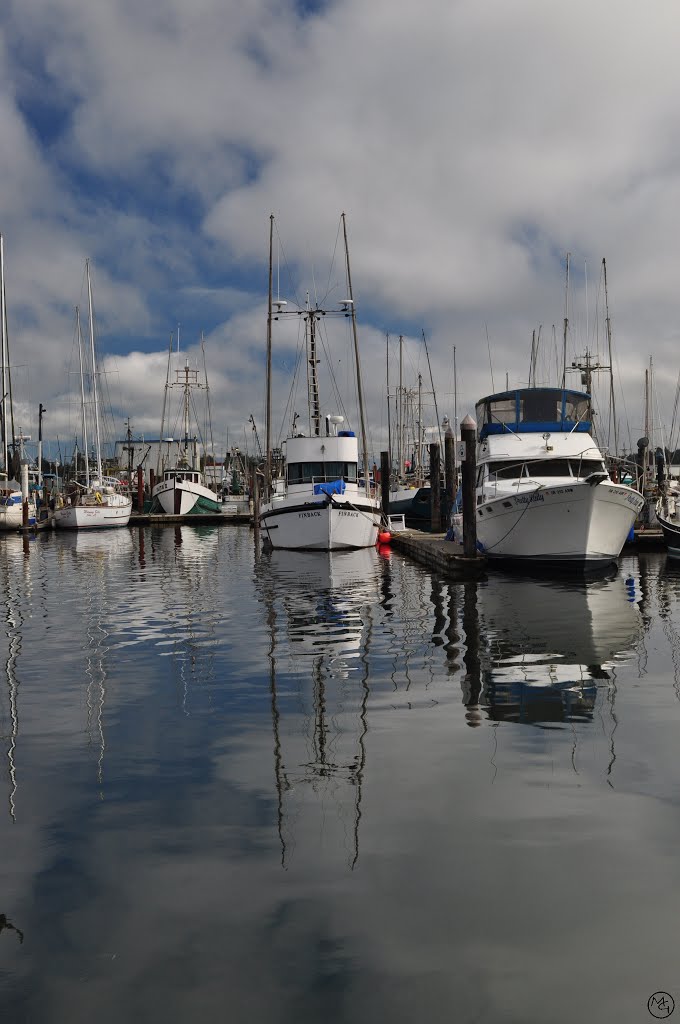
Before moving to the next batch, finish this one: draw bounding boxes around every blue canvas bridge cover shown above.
[313,479,346,496]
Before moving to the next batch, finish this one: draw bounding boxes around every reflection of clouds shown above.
[3,536,680,1022]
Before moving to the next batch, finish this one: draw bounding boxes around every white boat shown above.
[0,478,37,530]
[259,214,381,551]
[0,237,38,531]
[53,478,132,529]
[453,386,644,567]
[260,428,381,549]
[656,488,680,558]
[152,465,221,516]
[151,351,221,517]
[53,263,132,530]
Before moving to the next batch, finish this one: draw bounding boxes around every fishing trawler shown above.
[259,214,381,550]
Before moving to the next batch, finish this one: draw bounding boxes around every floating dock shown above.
[389,530,487,578]
[129,511,251,526]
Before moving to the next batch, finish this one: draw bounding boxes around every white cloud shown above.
[2,0,680,456]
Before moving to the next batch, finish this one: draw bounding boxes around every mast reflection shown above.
[57,530,135,793]
[256,548,381,869]
[0,542,30,821]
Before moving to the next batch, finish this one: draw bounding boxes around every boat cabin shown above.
[476,388,591,440]
[286,460,358,486]
[163,470,202,484]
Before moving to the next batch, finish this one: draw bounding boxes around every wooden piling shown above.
[444,430,455,525]
[429,443,441,533]
[380,450,390,523]
[461,414,477,558]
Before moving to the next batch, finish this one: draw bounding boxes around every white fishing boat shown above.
[151,350,221,517]
[453,386,644,567]
[53,263,132,531]
[259,214,381,551]
[0,236,38,531]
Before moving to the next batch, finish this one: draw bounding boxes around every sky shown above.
[2,0,680,468]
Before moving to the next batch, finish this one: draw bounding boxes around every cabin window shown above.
[520,392,561,423]
[487,461,526,480]
[287,461,358,485]
[477,397,516,433]
[564,395,590,423]
[570,458,605,477]
[525,458,572,477]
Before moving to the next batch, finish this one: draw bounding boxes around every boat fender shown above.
[378,531,391,545]
[95,491,103,504]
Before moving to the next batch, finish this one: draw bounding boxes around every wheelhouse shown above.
[476,388,591,439]
[163,470,202,484]
[286,461,358,485]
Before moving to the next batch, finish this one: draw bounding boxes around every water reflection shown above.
[255,548,381,869]
[0,544,29,820]
[474,573,642,726]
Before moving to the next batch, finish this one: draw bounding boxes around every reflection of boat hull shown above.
[478,574,641,666]
[152,477,221,515]
[656,497,680,558]
[473,482,643,567]
[53,497,132,529]
[261,497,380,550]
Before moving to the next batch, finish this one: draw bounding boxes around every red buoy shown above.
[378,531,392,545]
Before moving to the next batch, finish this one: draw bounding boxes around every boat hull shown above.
[53,498,132,529]
[260,496,381,550]
[152,479,221,516]
[0,494,37,529]
[473,481,643,567]
[656,499,680,558]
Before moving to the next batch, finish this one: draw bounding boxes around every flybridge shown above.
[476,388,592,440]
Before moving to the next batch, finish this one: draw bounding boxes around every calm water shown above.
[0,526,679,1022]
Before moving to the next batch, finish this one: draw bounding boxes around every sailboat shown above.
[150,339,221,516]
[0,235,37,531]
[53,262,132,530]
[259,214,381,550]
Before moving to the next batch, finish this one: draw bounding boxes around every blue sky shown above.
[2,0,680,465]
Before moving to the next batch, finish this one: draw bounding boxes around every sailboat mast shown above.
[86,260,103,484]
[341,213,371,498]
[265,214,273,499]
[562,252,570,388]
[398,334,403,480]
[0,234,7,475]
[453,344,458,484]
[602,258,618,456]
[386,333,392,477]
[416,373,423,486]
[76,306,90,489]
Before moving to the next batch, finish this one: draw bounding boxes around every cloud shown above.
[2,0,680,460]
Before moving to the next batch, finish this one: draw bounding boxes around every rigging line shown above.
[272,219,304,310]
[668,369,680,458]
[422,329,443,454]
[485,323,495,392]
[277,321,306,445]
